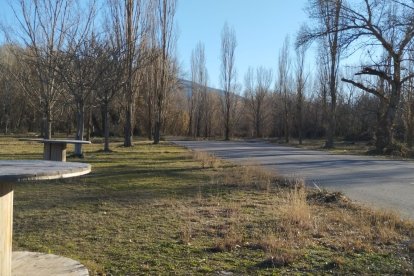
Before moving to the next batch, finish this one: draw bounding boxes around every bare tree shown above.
[316,43,330,139]
[9,0,84,139]
[339,0,414,152]
[244,66,273,137]
[295,45,308,144]
[298,0,343,148]
[56,4,97,156]
[152,0,177,144]
[220,22,238,141]
[189,42,209,138]
[403,53,414,148]
[107,0,150,147]
[88,40,125,152]
[0,45,27,134]
[142,48,156,140]
[277,36,292,143]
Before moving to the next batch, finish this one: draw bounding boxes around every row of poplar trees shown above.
[2,0,414,156]
[0,0,178,155]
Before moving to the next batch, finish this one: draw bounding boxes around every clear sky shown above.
[176,0,309,89]
[0,0,310,90]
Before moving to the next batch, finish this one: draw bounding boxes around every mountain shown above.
[177,79,225,98]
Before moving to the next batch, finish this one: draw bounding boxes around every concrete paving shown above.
[173,140,414,220]
[12,251,89,276]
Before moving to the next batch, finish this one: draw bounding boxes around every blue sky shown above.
[0,0,310,90]
[176,0,309,89]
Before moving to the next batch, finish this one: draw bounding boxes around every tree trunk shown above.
[406,104,414,149]
[75,99,85,157]
[224,108,230,141]
[40,117,45,138]
[4,115,9,135]
[406,122,413,149]
[375,114,393,152]
[124,101,133,147]
[375,95,399,152]
[104,101,110,152]
[298,103,303,145]
[255,108,261,138]
[147,102,153,140]
[196,108,202,137]
[154,119,161,144]
[154,106,162,144]
[325,46,338,148]
[187,110,193,137]
[86,107,92,142]
[324,104,336,148]
[124,0,134,148]
[284,103,289,143]
[256,118,260,138]
[45,106,52,139]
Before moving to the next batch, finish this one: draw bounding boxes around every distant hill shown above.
[177,79,225,98]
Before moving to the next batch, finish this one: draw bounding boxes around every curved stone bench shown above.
[12,251,89,276]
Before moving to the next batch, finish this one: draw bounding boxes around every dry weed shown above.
[238,164,274,189]
[192,151,219,169]
[408,241,414,252]
[258,252,297,268]
[255,234,289,253]
[179,223,193,245]
[281,180,312,229]
[174,201,198,245]
[213,231,242,252]
[212,201,243,252]
[365,209,401,244]
[325,256,346,269]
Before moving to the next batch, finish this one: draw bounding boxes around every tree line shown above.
[1,0,414,156]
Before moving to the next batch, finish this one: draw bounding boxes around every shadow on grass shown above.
[13,162,232,212]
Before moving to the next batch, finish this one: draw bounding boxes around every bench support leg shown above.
[0,182,13,276]
[44,143,67,162]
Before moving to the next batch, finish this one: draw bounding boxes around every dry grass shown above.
[192,151,220,169]
[172,153,414,273]
[281,179,312,228]
[1,137,413,274]
[409,241,414,252]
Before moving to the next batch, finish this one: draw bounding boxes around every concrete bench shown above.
[20,138,91,162]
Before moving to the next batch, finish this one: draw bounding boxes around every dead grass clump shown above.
[192,151,219,169]
[213,236,242,252]
[257,252,298,268]
[248,166,275,191]
[211,201,244,252]
[212,220,243,252]
[363,209,402,244]
[408,241,414,253]
[253,234,297,254]
[312,202,410,254]
[281,180,312,229]
[174,201,198,245]
[325,256,346,269]
[179,224,193,245]
[238,165,259,185]
[222,164,276,191]
[307,189,349,205]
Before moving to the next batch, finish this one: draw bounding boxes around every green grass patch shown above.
[1,137,413,274]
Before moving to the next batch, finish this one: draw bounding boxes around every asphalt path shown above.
[173,140,414,220]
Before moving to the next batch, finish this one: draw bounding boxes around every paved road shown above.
[173,140,414,220]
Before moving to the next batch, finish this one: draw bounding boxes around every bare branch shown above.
[355,67,393,83]
[341,77,387,100]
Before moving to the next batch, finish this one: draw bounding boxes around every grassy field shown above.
[1,137,414,275]
[268,138,374,155]
[270,137,414,158]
